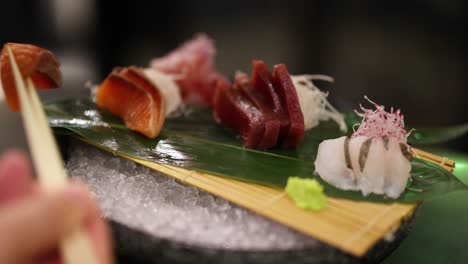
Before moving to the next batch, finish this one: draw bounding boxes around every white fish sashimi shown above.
[358,137,387,196]
[315,136,411,198]
[144,68,182,116]
[349,136,384,196]
[383,138,412,198]
[315,97,413,199]
[314,136,355,191]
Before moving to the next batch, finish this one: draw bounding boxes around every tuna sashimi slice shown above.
[272,64,305,148]
[235,72,280,150]
[213,79,264,148]
[251,60,290,142]
[251,60,282,112]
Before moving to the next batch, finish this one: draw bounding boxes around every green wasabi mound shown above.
[286,177,327,210]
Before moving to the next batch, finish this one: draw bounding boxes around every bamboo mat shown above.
[88,141,454,257]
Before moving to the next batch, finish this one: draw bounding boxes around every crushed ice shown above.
[67,139,319,250]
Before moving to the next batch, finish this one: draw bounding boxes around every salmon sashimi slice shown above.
[272,64,305,148]
[0,43,62,111]
[213,79,264,148]
[119,66,166,124]
[235,72,280,150]
[96,69,165,138]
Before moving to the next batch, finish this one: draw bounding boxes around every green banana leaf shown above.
[45,99,468,203]
[407,123,468,145]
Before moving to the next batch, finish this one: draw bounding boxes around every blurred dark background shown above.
[1,1,466,125]
[0,1,467,263]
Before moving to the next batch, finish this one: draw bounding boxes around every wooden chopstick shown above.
[7,47,99,264]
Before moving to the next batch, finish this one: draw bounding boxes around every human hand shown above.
[0,150,114,264]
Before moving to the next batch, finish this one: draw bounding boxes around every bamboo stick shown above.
[413,148,454,172]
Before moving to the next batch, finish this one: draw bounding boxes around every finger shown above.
[36,250,61,264]
[0,185,92,264]
[0,150,34,203]
[73,182,114,264]
[86,200,114,264]
[36,182,114,264]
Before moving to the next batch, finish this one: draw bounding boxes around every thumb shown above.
[0,185,92,264]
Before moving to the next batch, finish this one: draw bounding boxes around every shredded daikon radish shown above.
[291,75,347,132]
[144,68,183,116]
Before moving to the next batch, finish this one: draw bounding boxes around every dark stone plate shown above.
[58,136,417,264]
[111,213,416,264]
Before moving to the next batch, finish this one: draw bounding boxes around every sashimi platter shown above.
[1,35,467,263]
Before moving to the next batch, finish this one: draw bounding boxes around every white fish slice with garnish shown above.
[314,97,413,198]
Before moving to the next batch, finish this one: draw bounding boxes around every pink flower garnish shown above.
[352,96,411,143]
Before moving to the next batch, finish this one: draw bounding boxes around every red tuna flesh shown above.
[213,79,264,148]
[272,64,305,148]
[251,60,290,143]
[251,60,282,112]
[235,72,280,150]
